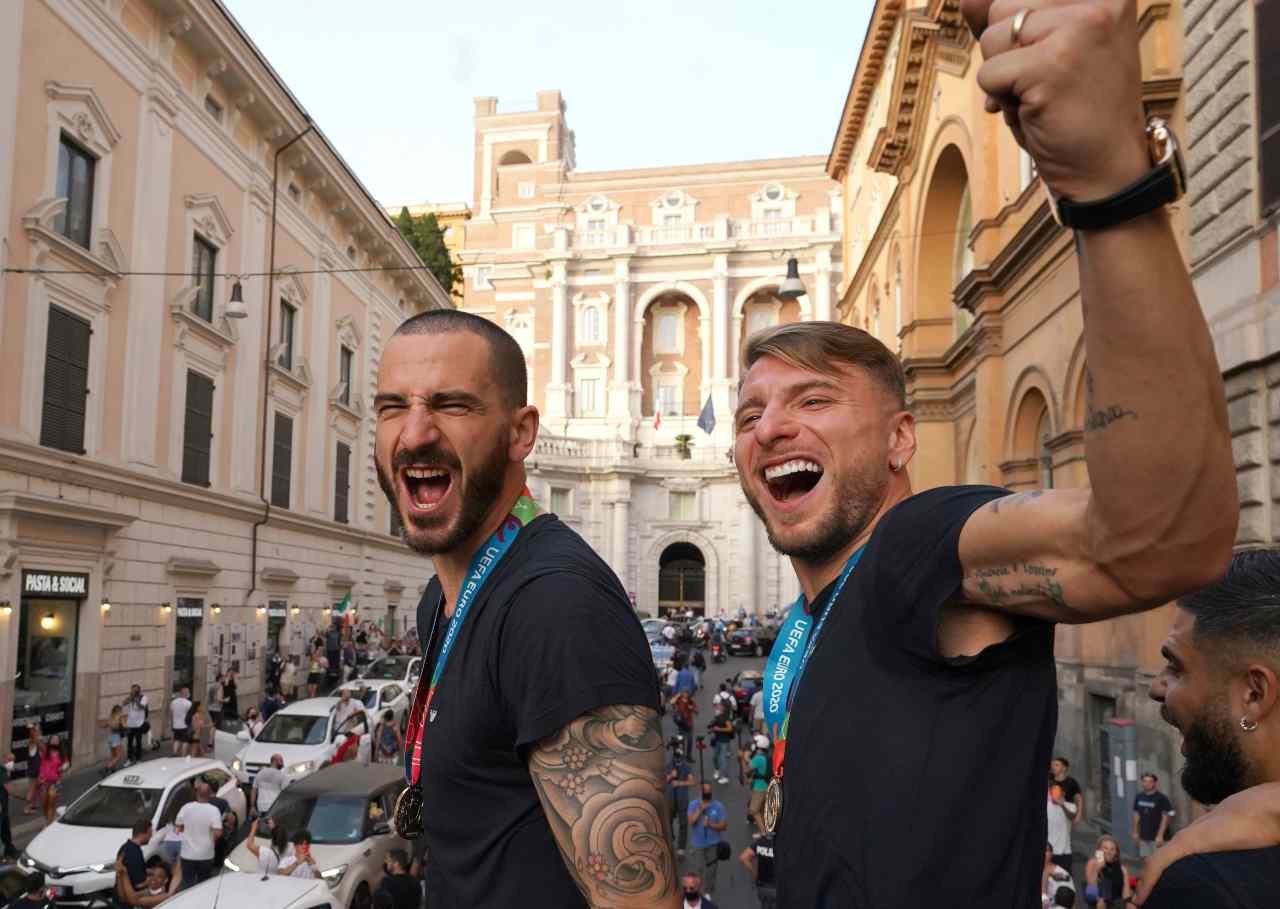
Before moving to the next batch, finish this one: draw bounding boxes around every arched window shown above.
[953,184,974,336]
[498,149,532,166]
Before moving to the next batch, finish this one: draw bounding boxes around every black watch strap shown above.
[1053,163,1181,231]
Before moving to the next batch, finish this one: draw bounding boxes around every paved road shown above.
[664,650,769,909]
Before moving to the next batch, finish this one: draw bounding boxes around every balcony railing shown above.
[531,434,734,467]
[569,214,834,250]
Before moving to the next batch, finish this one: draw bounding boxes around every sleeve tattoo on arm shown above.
[528,705,676,907]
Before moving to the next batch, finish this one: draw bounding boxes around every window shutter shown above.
[271,413,293,508]
[334,441,351,524]
[40,306,90,454]
[182,371,215,486]
[1260,0,1280,213]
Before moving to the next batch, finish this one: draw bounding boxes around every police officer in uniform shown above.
[740,828,777,908]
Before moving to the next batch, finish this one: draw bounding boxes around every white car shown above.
[161,871,339,909]
[18,758,246,906]
[230,697,371,786]
[359,655,422,688]
[224,763,405,909]
[334,680,410,732]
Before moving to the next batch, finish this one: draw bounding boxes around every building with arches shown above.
[825,0,1236,832]
[446,90,844,618]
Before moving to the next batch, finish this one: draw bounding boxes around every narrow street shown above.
[664,651,767,909]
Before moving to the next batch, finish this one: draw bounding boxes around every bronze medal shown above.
[393,785,424,840]
[763,776,783,834]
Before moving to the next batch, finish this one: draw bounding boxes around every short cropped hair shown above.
[1053,756,1070,768]
[291,829,313,846]
[392,309,527,409]
[1179,547,1280,667]
[133,818,153,836]
[742,320,906,409]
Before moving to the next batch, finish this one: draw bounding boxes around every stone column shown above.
[304,262,333,515]
[545,261,570,420]
[610,258,632,420]
[122,88,179,468]
[613,496,630,596]
[230,188,270,495]
[710,255,733,425]
[738,497,757,614]
[814,246,834,321]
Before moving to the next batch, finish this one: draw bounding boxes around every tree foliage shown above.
[394,208,463,299]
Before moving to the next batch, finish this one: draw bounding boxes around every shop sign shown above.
[22,570,88,598]
[267,606,288,619]
[176,598,204,621]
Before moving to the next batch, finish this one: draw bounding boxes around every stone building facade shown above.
[824,0,1248,844]
[450,90,843,618]
[0,0,449,770]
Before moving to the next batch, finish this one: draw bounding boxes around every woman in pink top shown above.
[38,735,69,823]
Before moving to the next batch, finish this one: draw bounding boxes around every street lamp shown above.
[227,280,247,319]
[777,256,806,300]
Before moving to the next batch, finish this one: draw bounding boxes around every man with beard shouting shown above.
[732,0,1238,903]
[375,309,678,909]
[1129,549,1280,907]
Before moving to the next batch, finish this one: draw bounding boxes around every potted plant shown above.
[673,434,694,459]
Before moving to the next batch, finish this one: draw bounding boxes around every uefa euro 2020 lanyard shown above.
[761,544,865,834]
[392,488,541,839]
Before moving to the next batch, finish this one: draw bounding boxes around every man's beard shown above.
[376,435,509,557]
[1178,694,1251,805]
[740,463,886,564]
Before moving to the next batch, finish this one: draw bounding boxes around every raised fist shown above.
[961,0,1151,202]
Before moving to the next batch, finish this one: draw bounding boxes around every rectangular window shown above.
[669,491,697,521]
[181,370,214,487]
[277,301,296,371]
[40,306,91,454]
[191,235,217,322]
[655,313,679,354]
[339,346,354,406]
[334,441,351,524]
[271,412,293,508]
[204,95,224,123]
[763,208,783,220]
[655,384,679,416]
[54,135,95,249]
[587,218,606,233]
[550,487,571,515]
[1260,0,1280,214]
[474,265,493,290]
[576,378,599,417]
[513,224,535,250]
[518,181,535,198]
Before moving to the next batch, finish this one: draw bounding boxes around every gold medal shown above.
[763,776,783,833]
[393,785,424,840]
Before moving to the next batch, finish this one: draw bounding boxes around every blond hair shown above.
[743,320,906,409]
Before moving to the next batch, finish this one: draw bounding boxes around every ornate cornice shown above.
[827,0,906,180]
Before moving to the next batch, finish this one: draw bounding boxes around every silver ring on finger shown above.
[1011,8,1030,46]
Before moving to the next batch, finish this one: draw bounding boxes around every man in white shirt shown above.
[169,688,192,757]
[252,754,288,818]
[175,782,222,886]
[332,688,360,729]
[1045,789,1073,875]
[749,688,765,735]
[125,685,149,765]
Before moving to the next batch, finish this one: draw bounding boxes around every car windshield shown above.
[261,793,369,845]
[62,784,163,827]
[365,657,414,680]
[256,713,327,745]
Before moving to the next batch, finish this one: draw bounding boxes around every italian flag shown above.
[334,593,354,626]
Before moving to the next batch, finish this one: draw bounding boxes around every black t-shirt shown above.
[1143,847,1280,908]
[375,872,419,909]
[753,834,777,887]
[1133,790,1174,840]
[1056,775,1081,804]
[116,840,146,901]
[414,514,659,909]
[776,486,1057,907]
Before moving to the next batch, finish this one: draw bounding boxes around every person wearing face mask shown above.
[687,783,728,899]
[679,872,718,909]
[251,753,287,818]
[244,707,264,739]
[0,751,17,860]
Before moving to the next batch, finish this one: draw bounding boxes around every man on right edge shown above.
[734,0,1238,903]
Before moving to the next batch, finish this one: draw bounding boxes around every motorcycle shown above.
[710,641,727,664]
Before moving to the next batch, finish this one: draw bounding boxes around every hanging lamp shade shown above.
[777,256,806,300]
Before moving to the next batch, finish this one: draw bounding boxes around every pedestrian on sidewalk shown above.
[252,755,287,818]
[372,711,402,765]
[114,818,152,908]
[38,735,68,824]
[1083,835,1131,909]
[709,705,734,785]
[672,692,697,760]
[687,783,727,899]
[1131,773,1174,859]
[679,870,718,909]
[307,646,326,698]
[743,735,771,832]
[22,724,42,816]
[280,658,298,702]
[739,826,778,909]
[219,671,239,721]
[105,706,126,774]
[170,688,192,757]
[374,848,419,909]
[124,685,150,765]
[665,737,694,856]
[245,817,289,876]
[245,706,265,739]
[187,703,208,758]
[0,751,18,860]
[175,781,222,888]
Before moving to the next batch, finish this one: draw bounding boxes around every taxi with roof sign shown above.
[16,757,246,906]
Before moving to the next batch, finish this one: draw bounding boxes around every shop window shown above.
[40,306,91,455]
[181,370,215,487]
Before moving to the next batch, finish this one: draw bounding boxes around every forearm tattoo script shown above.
[528,704,676,908]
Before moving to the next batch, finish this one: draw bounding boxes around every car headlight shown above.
[288,760,316,776]
[55,863,107,874]
[223,858,241,872]
[320,864,348,887]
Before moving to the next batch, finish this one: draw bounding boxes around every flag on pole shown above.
[697,395,716,435]
[653,409,662,431]
[334,592,353,627]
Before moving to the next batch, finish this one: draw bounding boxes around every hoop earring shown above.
[1241,716,1259,733]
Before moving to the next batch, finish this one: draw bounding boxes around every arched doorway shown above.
[915,144,972,354]
[658,542,705,617]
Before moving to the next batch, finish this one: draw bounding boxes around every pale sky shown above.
[222,0,874,208]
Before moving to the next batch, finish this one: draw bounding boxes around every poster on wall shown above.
[230,623,245,674]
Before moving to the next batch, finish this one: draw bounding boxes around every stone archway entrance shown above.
[658,542,705,617]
